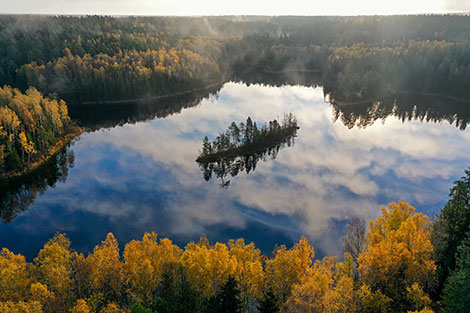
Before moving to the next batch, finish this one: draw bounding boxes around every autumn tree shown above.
[180,238,237,297]
[282,256,336,313]
[34,233,73,302]
[70,299,92,313]
[87,233,126,306]
[123,232,182,305]
[228,239,265,307]
[0,300,43,313]
[0,248,32,302]
[265,236,314,303]
[358,201,436,312]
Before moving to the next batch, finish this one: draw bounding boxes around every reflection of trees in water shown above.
[69,85,223,132]
[0,145,74,223]
[329,93,470,130]
[197,114,298,188]
[235,69,470,130]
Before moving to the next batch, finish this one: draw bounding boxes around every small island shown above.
[0,86,81,179]
[196,114,298,187]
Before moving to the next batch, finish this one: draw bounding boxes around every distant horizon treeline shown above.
[2,165,470,313]
[1,15,470,104]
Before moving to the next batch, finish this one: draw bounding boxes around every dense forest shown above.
[1,15,470,118]
[1,14,470,312]
[2,15,470,103]
[0,86,79,177]
[1,168,470,313]
[197,114,298,187]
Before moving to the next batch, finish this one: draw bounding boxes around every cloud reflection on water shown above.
[2,82,470,258]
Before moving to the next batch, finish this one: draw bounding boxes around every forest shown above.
[1,14,470,312]
[2,15,470,103]
[2,14,469,177]
[1,168,470,313]
[0,86,79,178]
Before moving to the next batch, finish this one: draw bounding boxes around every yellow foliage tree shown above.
[357,201,436,311]
[34,233,73,299]
[0,248,32,302]
[356,284,392,313]
[265,236,314,302]
[228,239,265,302]
[30,282,55,306]
[18,131,36,161]
[282,256,336,313]
[123,232,182,305]
[322,254,357,313]
[87,233,126,303]
[70,299,91,313]
[180,238,238,297]
[322,276,356,313]
[0,301,43,313]
[99,303,125,313]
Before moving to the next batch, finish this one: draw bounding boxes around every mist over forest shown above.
[0,14,470,313]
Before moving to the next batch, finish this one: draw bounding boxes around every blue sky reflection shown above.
[1,82,470,259]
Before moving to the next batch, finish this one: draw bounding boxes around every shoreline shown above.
[72,82,225,106]
[0,127,83,181]
[328,90,470,106]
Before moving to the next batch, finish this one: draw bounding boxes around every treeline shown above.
[1,169,470,313]
[0,15,229,104]
[322,40,470,100]
[3,15,470,103]
[17,48,221,102]
[0,86,78,177]
[0,203,434,313]
[231,38,470,100]
[0,15,236,87]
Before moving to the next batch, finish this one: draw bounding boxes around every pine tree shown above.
[442,237,470,313]
[216,276,242,313]
[257,289,280,313]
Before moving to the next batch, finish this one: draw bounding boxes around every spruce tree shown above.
[257,289,280,313]
[216,276,242,313]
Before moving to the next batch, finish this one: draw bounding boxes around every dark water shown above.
[2,82,470,260]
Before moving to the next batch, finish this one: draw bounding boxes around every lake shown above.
[1,81,470,260]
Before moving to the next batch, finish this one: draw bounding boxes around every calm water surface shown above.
[2,82,470,259]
